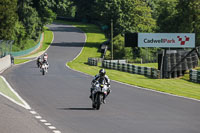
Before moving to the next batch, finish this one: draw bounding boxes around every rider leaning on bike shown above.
[90,69,111,103]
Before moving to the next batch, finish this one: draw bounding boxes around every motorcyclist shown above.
[43,53,48,61]
[37,56,42,68]
[90,69,111,103]
[42,59,49,69]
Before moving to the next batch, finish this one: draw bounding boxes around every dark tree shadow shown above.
[51,42,83,47]
[49,27,84,33]
[57,107,94,111]
[50,22,102,34]
[51,42,100,49]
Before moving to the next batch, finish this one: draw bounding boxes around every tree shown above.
[119,0,156,33]
[155,0,200,46]
[155,0,178,32]
[18,2,41,40]
[0,0,18,40]
[31,0,56,26]
[112,34,133,60]
[92,0,157,59]
[13,21,26,49]
[94,0,156,35]
[53,0,76,18]
[70,0,97,22]
[176,0,200,46]
[94,0,121,34]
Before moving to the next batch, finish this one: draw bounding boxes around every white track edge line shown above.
[0,76,31,109]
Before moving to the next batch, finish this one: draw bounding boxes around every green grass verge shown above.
[12,38,40,52]
[132,63,158,69]
[14,27,53,65]
[39,27,53,52]
[0,76,24,105]
[56,20,200,100]
[14,59,30,64]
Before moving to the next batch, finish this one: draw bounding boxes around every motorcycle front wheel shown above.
[96,93,103,110]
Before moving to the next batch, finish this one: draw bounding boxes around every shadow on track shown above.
[51,42,83,47]
[57,107,94,110]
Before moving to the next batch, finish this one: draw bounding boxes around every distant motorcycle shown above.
[41,63,48,75]
[91,81,109,110]
[36,58,42,68]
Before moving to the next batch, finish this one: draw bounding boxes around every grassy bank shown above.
[14,27,53,64]
[0,76,24,105]
[56,20,200,100]
[12,39,40,52]
[132,63,158,69]
[14,59,30,64]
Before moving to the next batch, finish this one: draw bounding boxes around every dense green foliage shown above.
[0,0,18,40]
[70,0,200,60]
[0,0,57,50]
[1,0,199,56]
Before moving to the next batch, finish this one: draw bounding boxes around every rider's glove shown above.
[107,83,110,87]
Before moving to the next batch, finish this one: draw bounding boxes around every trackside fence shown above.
[190,69,200,83]
[102,60,160,79]
[88,57,98,66]
[11,34,42,57]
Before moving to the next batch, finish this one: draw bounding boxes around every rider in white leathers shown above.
[43,53,48,61]
[90,69,111,103]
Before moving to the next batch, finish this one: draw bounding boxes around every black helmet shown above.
[99,69,106,77]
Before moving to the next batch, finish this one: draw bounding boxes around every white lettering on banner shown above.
[138,33,195,48]
[144,39,176,44]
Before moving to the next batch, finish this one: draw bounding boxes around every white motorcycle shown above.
[91,81,109,110]
[41,63,49,75]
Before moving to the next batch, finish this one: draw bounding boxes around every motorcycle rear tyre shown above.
[42,68,45,75]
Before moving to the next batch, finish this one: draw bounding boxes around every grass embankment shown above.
[56,20,200,100]
[132,63,158,69]
[14,27,53,64]
[0,76,24,105]
[14,59,30,64]
[12,39,40,52]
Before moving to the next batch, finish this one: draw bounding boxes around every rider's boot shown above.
[89,88,93,99]
[103,89,111,104]
[103,99,106,104]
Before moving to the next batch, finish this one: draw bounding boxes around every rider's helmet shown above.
[43,53,48,61]
[99,69,106,77]
[38,56,41,61]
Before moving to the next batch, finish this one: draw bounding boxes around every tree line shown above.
[0,0,199,59]
[0,0,73,50]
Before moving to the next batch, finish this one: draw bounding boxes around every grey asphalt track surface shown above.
[0,96,49,133]
[2,23,200,133]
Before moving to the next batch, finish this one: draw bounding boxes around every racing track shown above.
[2,23,200,133]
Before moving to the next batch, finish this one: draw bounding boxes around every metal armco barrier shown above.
[102,60,160,78]
[190,69,200,83]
